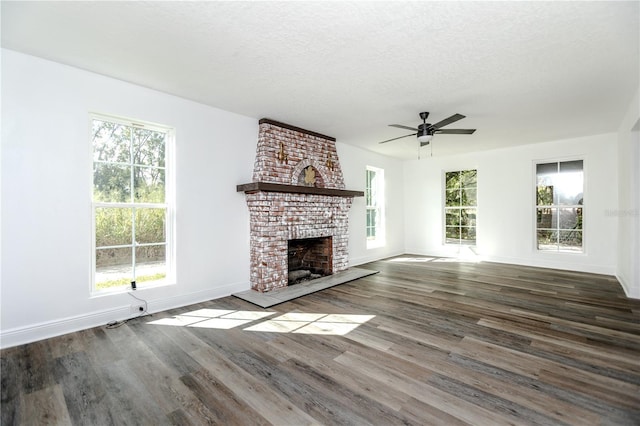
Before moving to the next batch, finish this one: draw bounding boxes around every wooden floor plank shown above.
[2,256,639,425]
[52,351,115,425]
[189,346,318,425]
[19,384,72,426]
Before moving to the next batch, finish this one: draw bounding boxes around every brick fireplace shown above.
[237,119,363,292]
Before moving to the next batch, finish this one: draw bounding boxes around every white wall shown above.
[337,142,405,265]
[617,88,640,298]
[1,49,258,347]
[0,50,405,347]
[403,134,619,275]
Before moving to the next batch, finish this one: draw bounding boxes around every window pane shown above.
[135,208,166,244]
[95,247,133,290]
[559,207,582,230]
[537,230,558,251]
[445,172,461,190]
[446,209,460,226]
[134,167,165,203]
[132,128,166,167]
[557,161,583,205]
[536,162,558,176]
[461,227,476,244]
[536,163,558,205]
[95,208,132,247]
[446,189,460,207]
[446,226,460,243]
[365,170,374,206]
[462,188,477,206]
[460,170,477,188]
[560,160,583,173]
[135,245,166,284]
[559,230,582,251]
[461,209,476,227]
[536,208,557,229]
[536,185,554,206]
[366,209,377,238]
[93,164,131,202]
[92,120,130,163]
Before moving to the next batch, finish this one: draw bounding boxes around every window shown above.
[365,166,385,248]
[536,160,583,252]
[445,169,477,245]
[91,114,174,292]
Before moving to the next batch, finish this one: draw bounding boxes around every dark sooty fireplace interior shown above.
[287,236,333,285]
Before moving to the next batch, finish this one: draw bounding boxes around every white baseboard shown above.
[481,254,615,276]
[0,281,249,349]
[617,272,631,297]
[403,247,616,276]
[616,272,640,299]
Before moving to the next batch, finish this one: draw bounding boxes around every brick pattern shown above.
[245,121,353,292]
[252,122,345,189]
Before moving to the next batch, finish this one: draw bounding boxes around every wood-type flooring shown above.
[2,255,640,425]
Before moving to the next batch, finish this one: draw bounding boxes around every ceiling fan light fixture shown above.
[417,129,433,144]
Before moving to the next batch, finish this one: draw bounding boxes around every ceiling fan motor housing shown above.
[417,123,434,136]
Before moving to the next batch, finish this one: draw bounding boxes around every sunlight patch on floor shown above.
[147,309,275,329]
[147,309,375,335]
[244,313,375,336]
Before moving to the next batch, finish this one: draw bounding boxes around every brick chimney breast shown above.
[240,119,360,292]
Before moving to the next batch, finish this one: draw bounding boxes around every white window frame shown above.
[90,113,176,295]
[534,158,584,253]
[443,169,477,246]
[366,165,385,249]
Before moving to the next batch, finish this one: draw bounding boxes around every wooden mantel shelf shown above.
[237,182,364,197]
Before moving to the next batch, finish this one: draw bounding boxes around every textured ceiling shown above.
[2,1,638,159]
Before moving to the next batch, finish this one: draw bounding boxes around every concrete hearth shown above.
[233,267,378,308]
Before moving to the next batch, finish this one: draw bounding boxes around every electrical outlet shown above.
[130,303,145,315]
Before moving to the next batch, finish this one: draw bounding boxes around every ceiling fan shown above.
[379,112,476,146]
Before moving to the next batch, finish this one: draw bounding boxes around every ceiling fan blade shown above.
[429,113,465,130]
[435,129,476,134]
[378,133,417,144]
[389,124,418,131]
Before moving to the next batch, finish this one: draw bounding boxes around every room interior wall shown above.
[616,88,640,299]
[337,142,405,266]
[1,49,260,347]
[403,133,619,276]
[0,48,633,348]
[0,49,406,347]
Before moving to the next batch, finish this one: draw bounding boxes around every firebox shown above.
[288,237,333,284]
